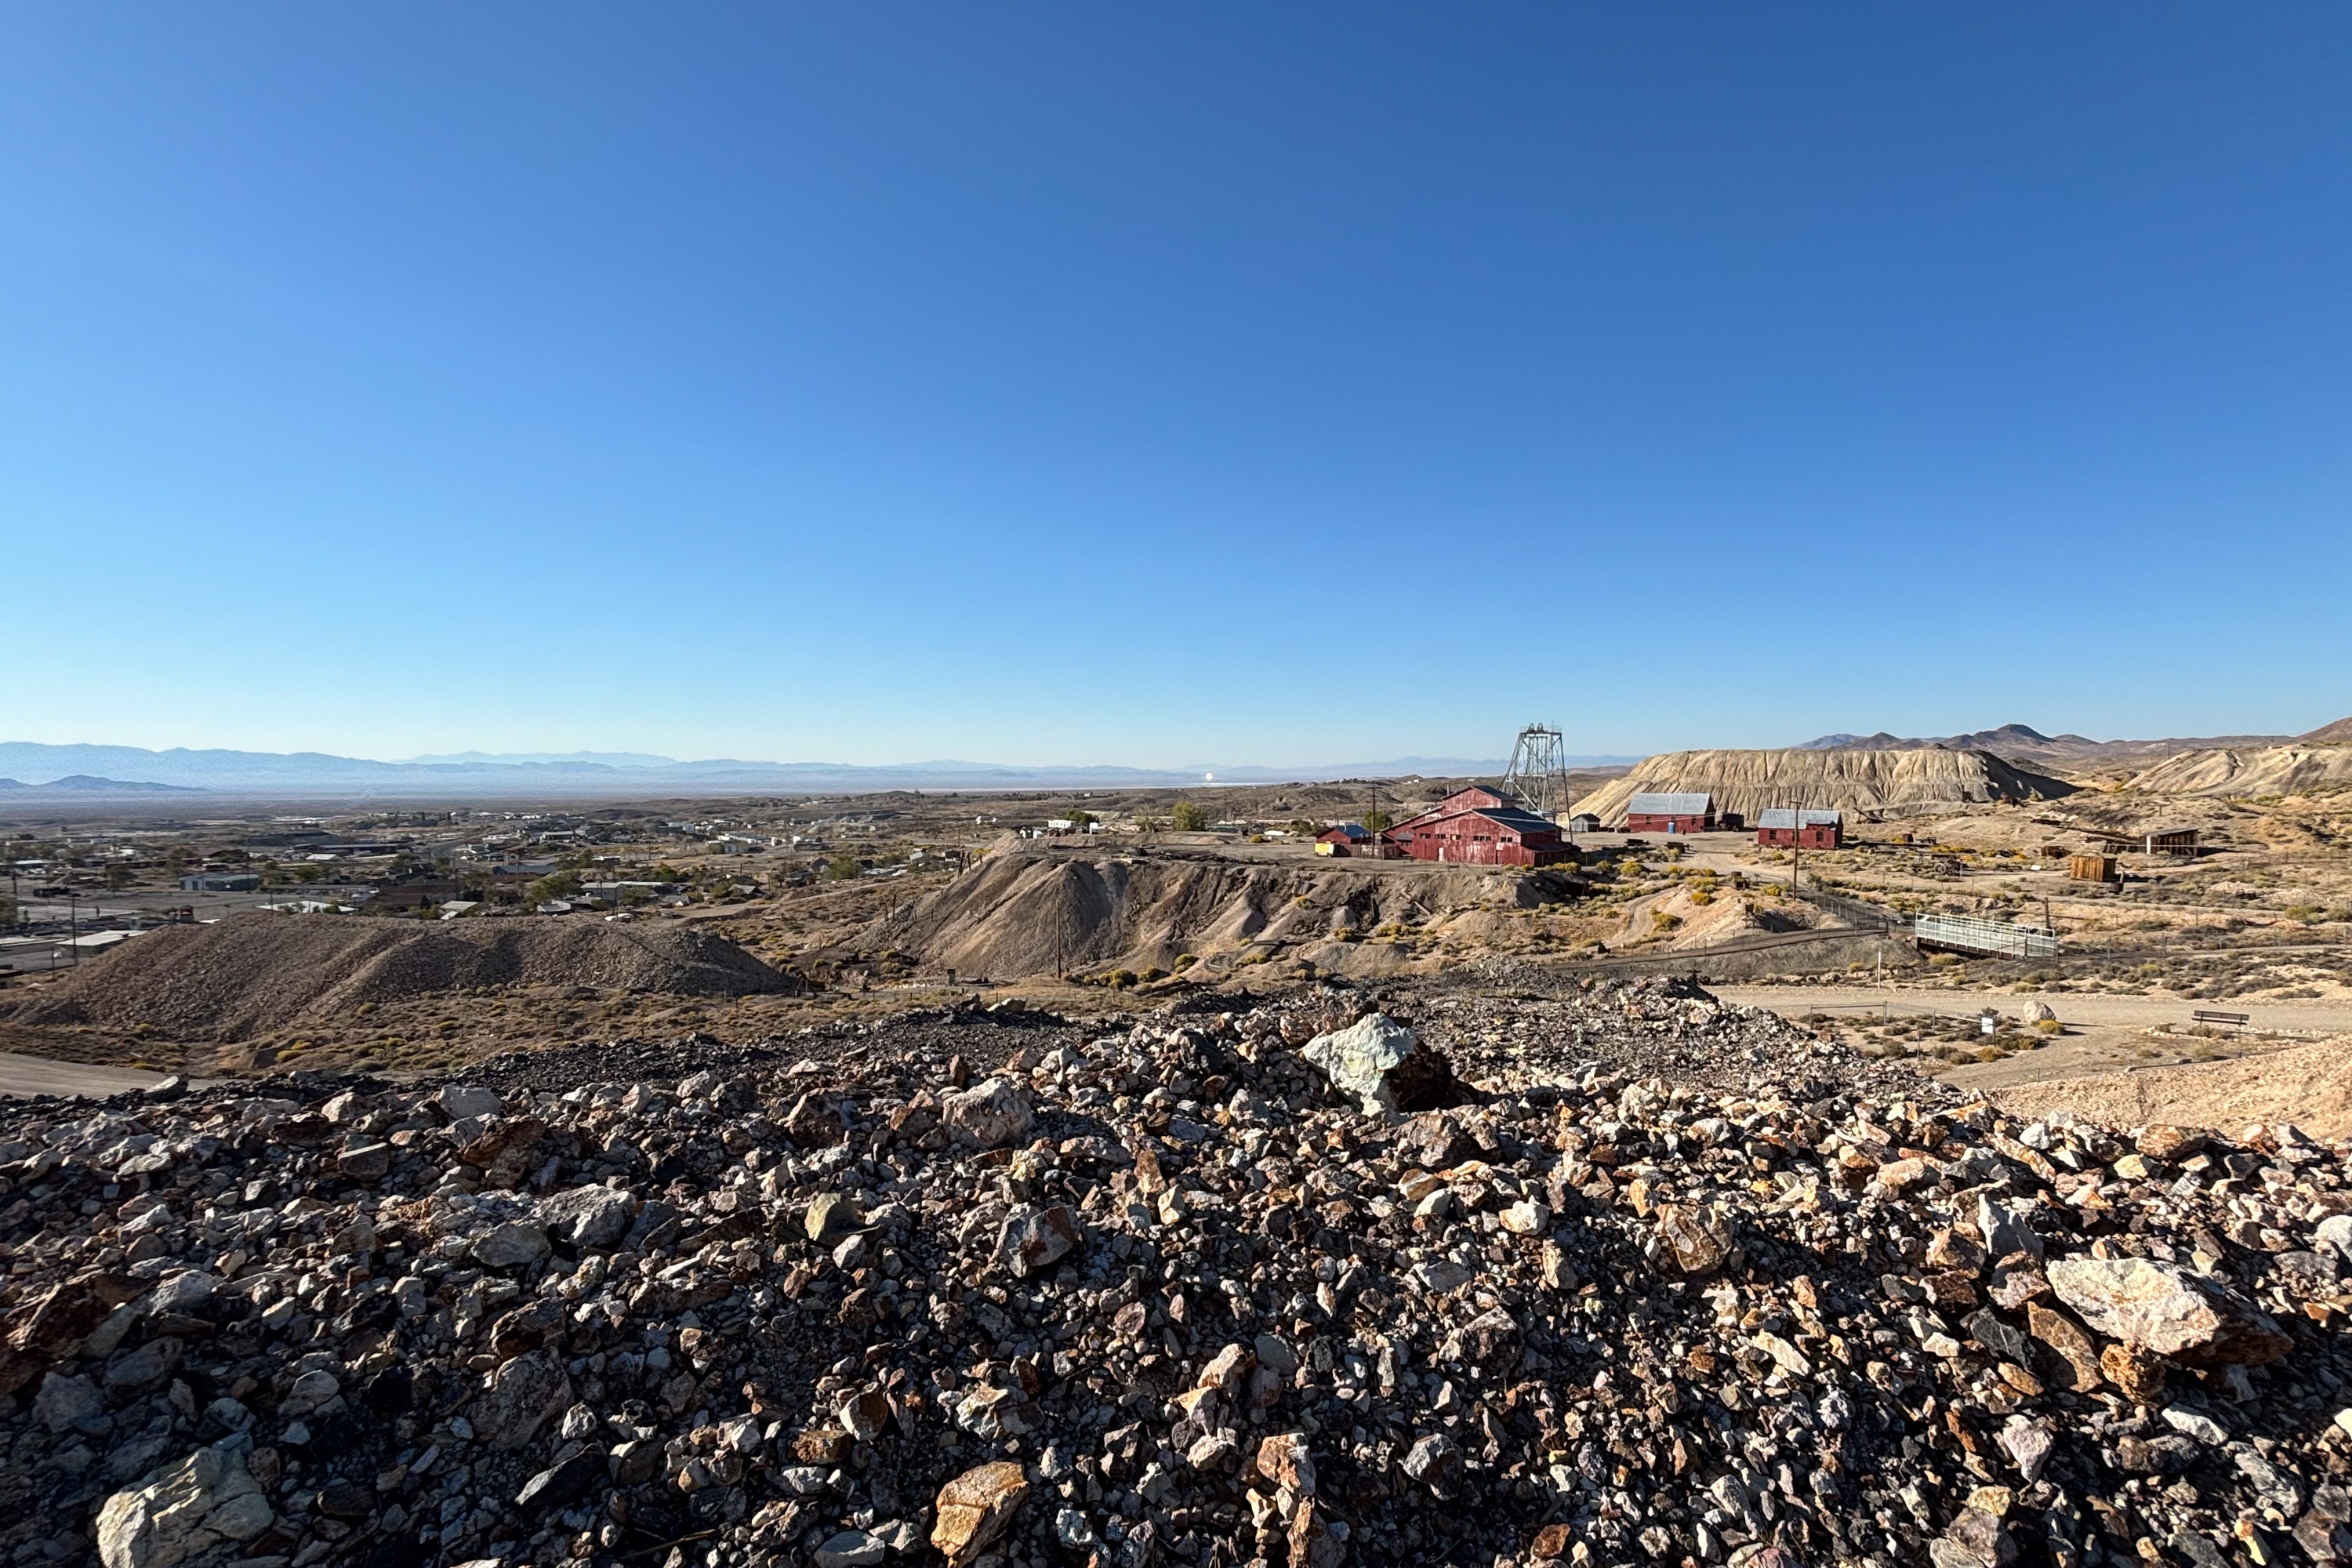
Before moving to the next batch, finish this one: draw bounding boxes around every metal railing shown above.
[1914,913,2059,960]
[1795,884,1904,931]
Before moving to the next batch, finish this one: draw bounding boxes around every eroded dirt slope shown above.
[2,913,793,1040]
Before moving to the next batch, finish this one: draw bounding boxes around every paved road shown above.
[0,1051,184,1100]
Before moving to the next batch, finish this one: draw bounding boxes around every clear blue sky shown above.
[5,6,2347,765]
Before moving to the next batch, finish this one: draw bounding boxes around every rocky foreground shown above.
[2,979,2351,1568]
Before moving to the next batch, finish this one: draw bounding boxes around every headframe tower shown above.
[1502,723,1570,821]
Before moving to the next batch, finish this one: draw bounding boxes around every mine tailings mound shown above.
[4,912,793,1040]
[1573,746,2076,823]
[870,849,1566,979]
[2126,742,2352,797]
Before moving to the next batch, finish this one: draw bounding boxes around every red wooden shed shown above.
[1621,792,1715,834]
[1756,808,1843,849]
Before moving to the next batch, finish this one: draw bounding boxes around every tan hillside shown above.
[2126,743,2352,797]
[868,848,1564,979]
[1989,1035,2352,1142]
[3,913,793,1040]
[2299,715,2352,744]
[1572,746,2075,824]
[1610,881,1831,951]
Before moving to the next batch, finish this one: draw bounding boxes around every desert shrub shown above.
[1169,799,1209,832]
[527,871,583,903]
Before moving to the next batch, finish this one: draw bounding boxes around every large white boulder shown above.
[96,1439,274,1568]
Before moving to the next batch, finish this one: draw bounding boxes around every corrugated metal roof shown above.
[1413,805,1561,836]
[1464,807,1561,834]
[1627,793,1712,815]
[1757,808,1843,829]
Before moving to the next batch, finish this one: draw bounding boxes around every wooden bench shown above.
[2192,1009,2250,1027]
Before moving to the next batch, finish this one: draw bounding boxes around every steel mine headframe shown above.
[1503,724,1570,820]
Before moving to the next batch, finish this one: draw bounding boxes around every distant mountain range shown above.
[0,775,202,796]
[0,741,1644,801]
[1794,719,2352,769]
[395,750,686,768]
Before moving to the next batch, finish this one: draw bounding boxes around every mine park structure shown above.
[1913,912,2060,960]
[1501,723,1572,822]
[1313,725,1583,866]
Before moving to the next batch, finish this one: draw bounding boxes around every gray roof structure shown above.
[1626,792,1712,816]
[1461,806,1563,836]
[1757,808,1844,830]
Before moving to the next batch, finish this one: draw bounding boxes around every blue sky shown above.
[4,5,2347,765]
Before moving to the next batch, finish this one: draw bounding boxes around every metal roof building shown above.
[1756,808,1844,830]
[1395,804,1572,866]
[1627,793,1714,816]
[1757,807,1844,848]
[1623,792,1715,833]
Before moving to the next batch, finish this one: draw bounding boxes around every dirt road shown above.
[0,1051,182,1100]
[1714,984,2352,1034]
[1717,982,2352,1098]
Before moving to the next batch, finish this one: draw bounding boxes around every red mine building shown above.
[1386,786,1572,866]
[1621,792,1715,834]
[1755,808,1844,849]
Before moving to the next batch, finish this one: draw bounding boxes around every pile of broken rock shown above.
[3,982,2352,1568]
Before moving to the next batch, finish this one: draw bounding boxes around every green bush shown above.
[527,871,583,903]
[1169,799,1210,832]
